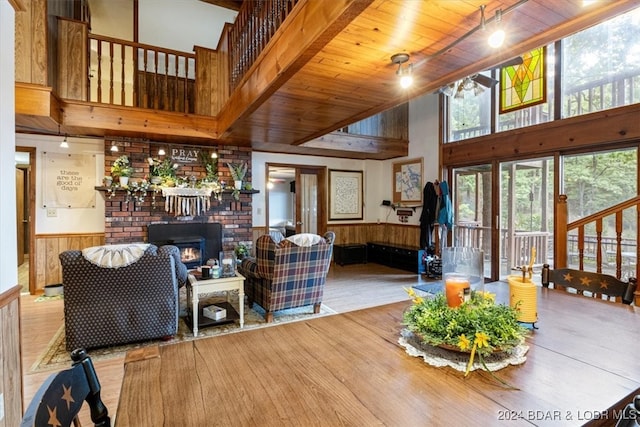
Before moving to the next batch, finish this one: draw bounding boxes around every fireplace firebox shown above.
[147,223,222,269]
[171,237,206,269]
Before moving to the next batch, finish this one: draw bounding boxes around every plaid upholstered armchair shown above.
[239,231,335,322]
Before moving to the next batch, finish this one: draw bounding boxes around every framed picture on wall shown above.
[392,158,423,204]
[329,169,363,220]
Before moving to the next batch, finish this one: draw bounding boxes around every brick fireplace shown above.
[101,141,254,252]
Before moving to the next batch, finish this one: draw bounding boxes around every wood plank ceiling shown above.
[16,0,640,159]
[213,0,640,159]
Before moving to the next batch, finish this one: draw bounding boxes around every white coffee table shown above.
[186,272,245,337]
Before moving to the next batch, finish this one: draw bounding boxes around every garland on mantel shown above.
[161,187,213,217]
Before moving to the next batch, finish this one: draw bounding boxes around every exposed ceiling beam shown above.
[199,0,243,12]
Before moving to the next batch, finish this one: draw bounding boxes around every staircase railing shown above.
[556,194,640,279]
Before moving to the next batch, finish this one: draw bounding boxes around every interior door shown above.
[295,168,318,234]
[266,164,326,237]
[16,168,25,266]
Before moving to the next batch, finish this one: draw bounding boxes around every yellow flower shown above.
[477,291,495,303]
[404,287,416,297]
[474,332,490,348]
[413,296,424,304]
[458,334,471,351]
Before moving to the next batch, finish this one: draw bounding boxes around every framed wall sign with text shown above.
[329,169,363,220]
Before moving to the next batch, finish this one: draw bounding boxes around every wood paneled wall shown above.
[56,17,87,100]
[14,0,47,84]
[329,223,420,248]
[345,104,408,140]
[251,223,420,255]
[33,233,104,292]
[194,46,218,116]
[0,286,23,427]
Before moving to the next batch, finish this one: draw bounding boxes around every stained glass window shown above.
[500,47,547,113]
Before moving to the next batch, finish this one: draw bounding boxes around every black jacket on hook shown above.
[419,181,438,249]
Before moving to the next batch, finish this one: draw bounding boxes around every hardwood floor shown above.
[20,262,431,425]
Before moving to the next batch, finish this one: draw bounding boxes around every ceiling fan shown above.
[440,56,524,97]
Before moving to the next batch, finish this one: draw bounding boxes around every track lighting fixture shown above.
[391,53,413,89]
[481,5,505,48]
[59,135,69,149]
[488,9,505,48]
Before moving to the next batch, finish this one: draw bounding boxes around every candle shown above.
[508,275,537,323]
[445,274,470,308]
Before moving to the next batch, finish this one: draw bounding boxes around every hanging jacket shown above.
[437,180,453,230]
[419,182,438,249]
[419,182,438,225]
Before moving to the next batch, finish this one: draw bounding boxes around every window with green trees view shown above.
[563,149,637,235]
[446,6,640,143]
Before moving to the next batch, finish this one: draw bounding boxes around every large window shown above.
[562,149,637,221]
[445,6,640,143]
[562,149,638,277]
[562,7,640,118]
[447,72,493,142]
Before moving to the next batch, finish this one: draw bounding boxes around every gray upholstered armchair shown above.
[238,232,335,322]
[59,243,188,350]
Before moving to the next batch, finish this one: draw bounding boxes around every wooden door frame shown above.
[265,163,327,237]
[16,147,36,294]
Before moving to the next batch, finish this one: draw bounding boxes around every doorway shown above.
[266,163,326,237]
[450,164,493,280]
[16,147,36,294]
[498,157,554,280]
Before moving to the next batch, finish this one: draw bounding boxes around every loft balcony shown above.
[14,0,638,159]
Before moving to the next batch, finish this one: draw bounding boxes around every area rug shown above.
[34,294,64,303]
[30,296,336,373]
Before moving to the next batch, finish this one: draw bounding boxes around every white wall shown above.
[16,134,106,234]
[1,0,17,293]
[87,0,134,40]
[139,0,237,52]
[251,91,441,229]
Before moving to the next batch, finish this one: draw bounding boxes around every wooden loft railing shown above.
[87,34,196,113]
[556,194,640,280]
[54,11,406,140]
[228,0,299,90]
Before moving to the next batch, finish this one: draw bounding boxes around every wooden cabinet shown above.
[367,241,419,273]
[334,243,367,266]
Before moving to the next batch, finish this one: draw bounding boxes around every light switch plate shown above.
[46,208,57,217]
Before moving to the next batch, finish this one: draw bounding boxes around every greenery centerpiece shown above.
[403,288,528,378]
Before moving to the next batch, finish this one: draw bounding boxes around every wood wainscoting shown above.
[0,285,23,426]
[251,223,420,254]
[33,233,105,293]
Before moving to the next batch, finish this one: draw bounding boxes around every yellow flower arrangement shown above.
[403,287,528,380]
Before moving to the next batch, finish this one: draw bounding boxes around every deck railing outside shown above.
[557,195,640,280]
[450,72,639,143]
[452,223,551,277]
